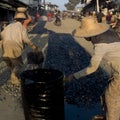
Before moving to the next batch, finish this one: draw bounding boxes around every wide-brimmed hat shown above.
[73,16,110,37]
[14,12,26,19]
[17,7,27,12]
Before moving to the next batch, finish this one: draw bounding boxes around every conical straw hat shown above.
[73,16,110,37]
[14,12,26,19]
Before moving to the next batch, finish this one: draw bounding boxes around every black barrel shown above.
[20,69,64,120]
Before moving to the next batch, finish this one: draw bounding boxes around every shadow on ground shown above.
[44,33,109,107]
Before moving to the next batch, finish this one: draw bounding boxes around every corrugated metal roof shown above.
[0,2,12,8]
[0,2,15,11]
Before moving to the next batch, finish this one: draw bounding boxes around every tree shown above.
[65,0,80,10]
[64,0,118,11]
[64,0,93,10]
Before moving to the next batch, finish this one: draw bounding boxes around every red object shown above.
[36,13,40,19]
[47,12,52,21]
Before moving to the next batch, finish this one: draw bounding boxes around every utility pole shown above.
[96,0,100,13]
[43,0,45,10]
[38,0,39,5]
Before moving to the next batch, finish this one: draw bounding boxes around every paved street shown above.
[0,17,109,120]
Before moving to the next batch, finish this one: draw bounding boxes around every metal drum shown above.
[20,68,64,120]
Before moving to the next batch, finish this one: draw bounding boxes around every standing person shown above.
[110,11,118,29]
[54,10,61,26]
[0,12,39,86]
[97,10,104,23]
[106,11,112,24]
[71,12,75,18]
[47,11,52,22]
[36,12,40,22]
[65,16,120,120]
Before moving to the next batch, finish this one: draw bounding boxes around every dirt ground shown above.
[45,18,80,34]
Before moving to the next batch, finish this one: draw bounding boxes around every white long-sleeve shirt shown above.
[1,21,37,58]
[74,42,120,79]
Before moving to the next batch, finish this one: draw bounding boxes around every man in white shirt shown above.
[1,12,39,86]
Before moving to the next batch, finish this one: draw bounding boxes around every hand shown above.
[33,47,40,52]
[64,74,75,83]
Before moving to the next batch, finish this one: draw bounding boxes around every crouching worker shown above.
[0,12,39,86]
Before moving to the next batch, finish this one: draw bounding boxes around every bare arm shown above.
[22,28,38,50]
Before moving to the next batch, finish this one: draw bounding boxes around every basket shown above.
[17,7,27,13]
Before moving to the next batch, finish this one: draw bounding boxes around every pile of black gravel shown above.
[44,33,109,108]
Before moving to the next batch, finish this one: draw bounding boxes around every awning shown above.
[0,2,16,11]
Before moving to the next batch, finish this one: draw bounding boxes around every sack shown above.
[27,51,44,64]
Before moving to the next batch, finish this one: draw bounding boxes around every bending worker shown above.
[66,16,120,120]
[0,12,39,86]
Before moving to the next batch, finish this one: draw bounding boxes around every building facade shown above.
[0,0,28,31]
[19,0,42,5]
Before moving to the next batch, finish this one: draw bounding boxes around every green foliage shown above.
[65,0,118,11]
[64,0,81,10]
